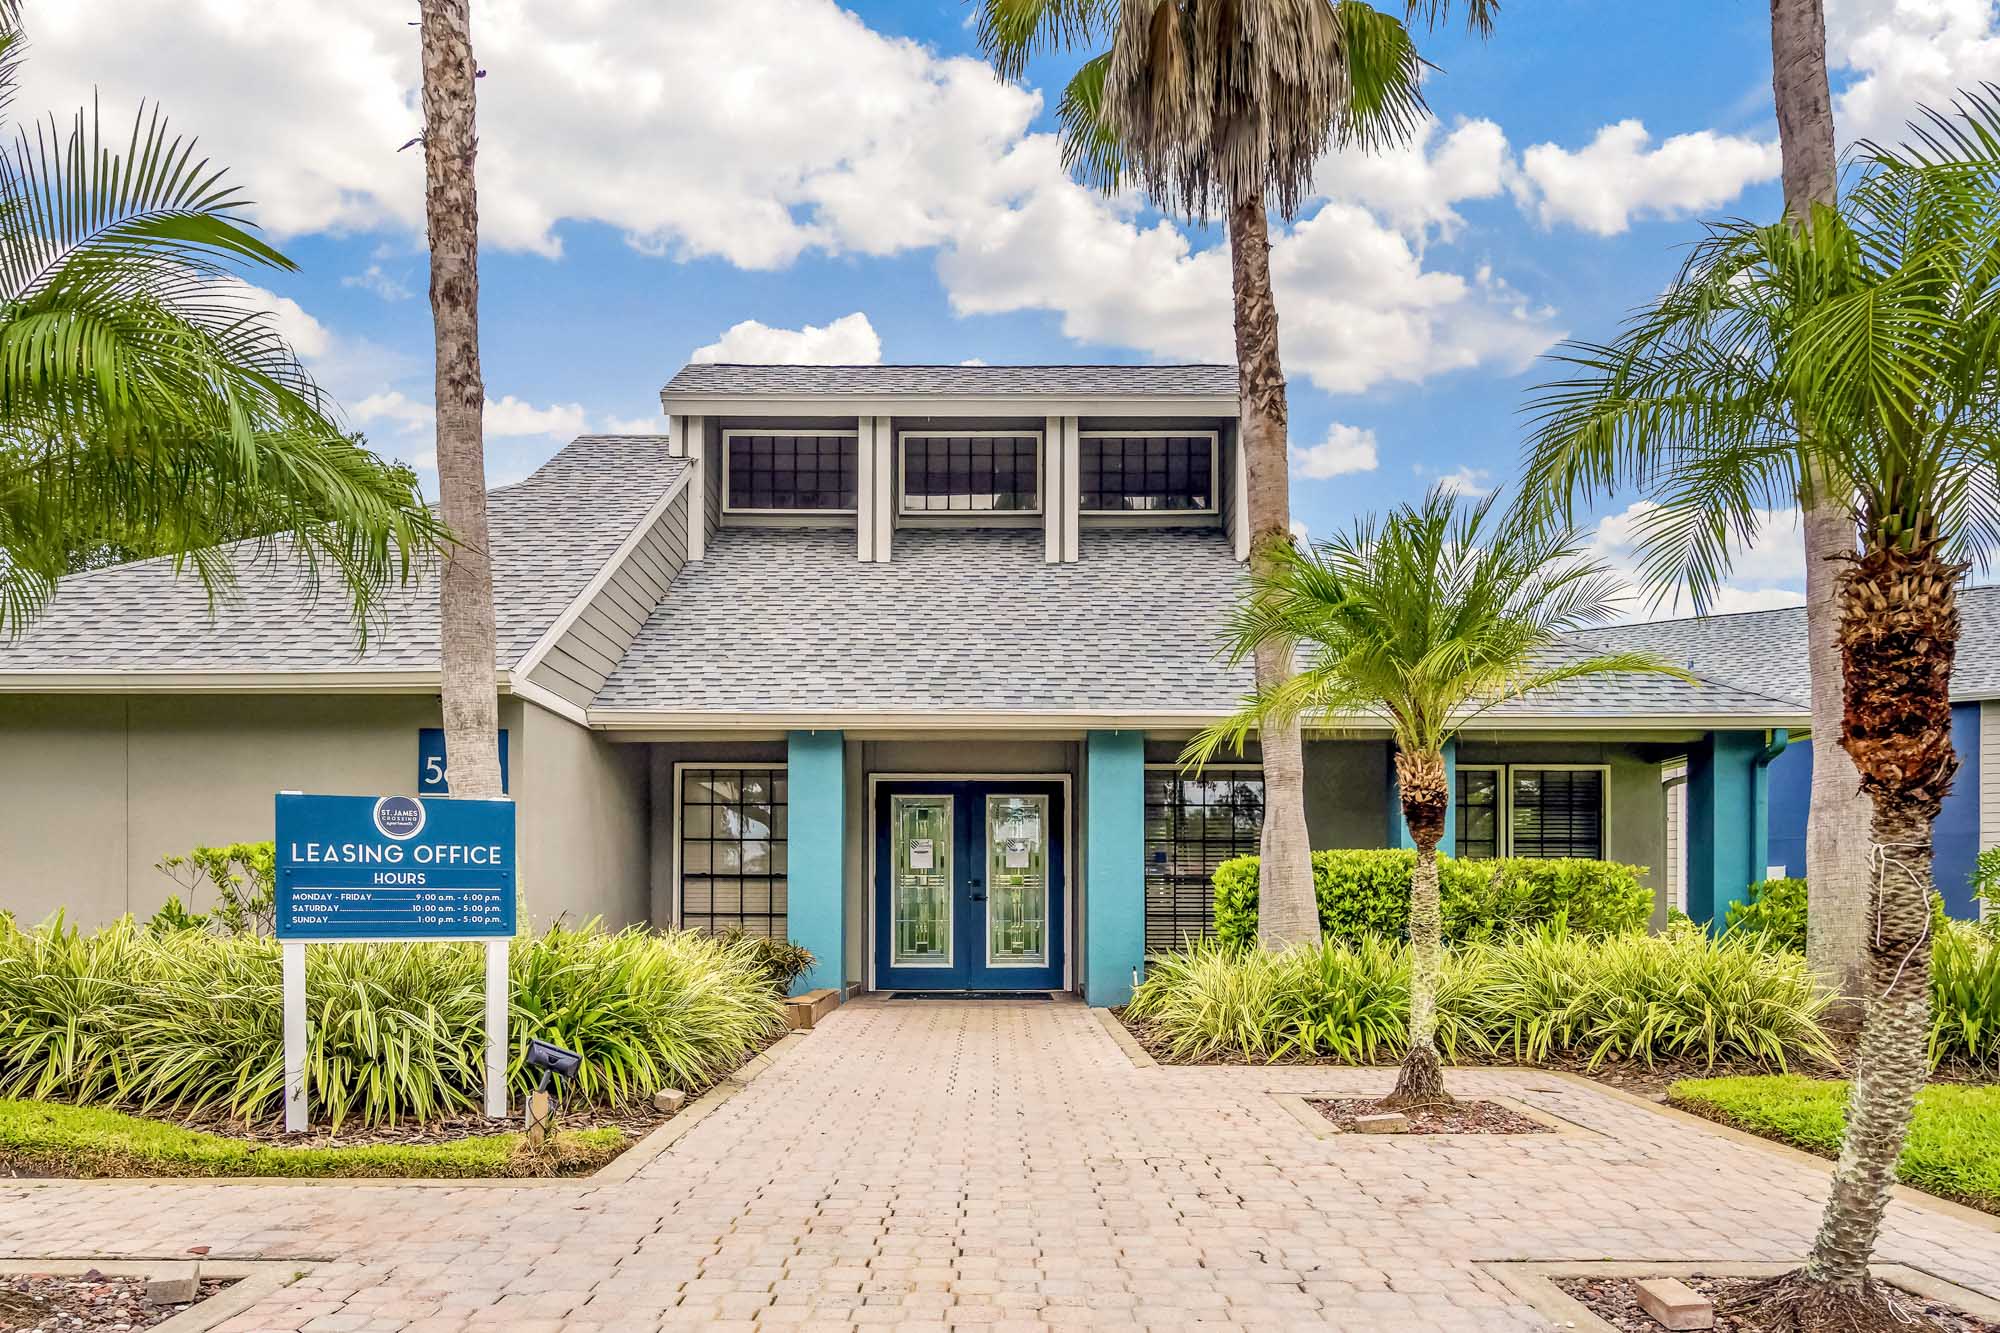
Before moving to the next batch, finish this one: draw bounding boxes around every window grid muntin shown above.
[1079,433,1217,513]
[899,433,1041,513]
[1143,769,1264,953]
[1454,766,1503,861]
[723,432,859,513]
[679,766,789,938]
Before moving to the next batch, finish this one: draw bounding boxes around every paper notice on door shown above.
[1005,841,1030,868]
[909,839,934,869]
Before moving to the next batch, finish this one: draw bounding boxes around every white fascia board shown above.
[508,674,591,727]
[512,469,692,681]
[0,669,448,694]
[661,392,1240,418]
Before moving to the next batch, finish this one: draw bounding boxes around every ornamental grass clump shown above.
[0,917,783,1129]
[1130,927,1837,1070]
[1929,920,2000,1072]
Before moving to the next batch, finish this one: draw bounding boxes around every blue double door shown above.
[874,780,1066,991]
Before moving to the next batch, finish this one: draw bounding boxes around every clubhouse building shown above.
[1,364,1988,1002]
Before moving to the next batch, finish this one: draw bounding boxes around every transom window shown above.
[678,766,788,937]
[1144,769,1264,952]
[723,432,858,512]
[900,433,1040,513]
[1453,764,1606,861]
[1080,433,1217,512]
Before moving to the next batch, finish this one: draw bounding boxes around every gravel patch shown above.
[1308,1096,1552,1134]
[1555,1273,2000,1333]
[0,1272,233,1332]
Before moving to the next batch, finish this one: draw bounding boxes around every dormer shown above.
[658,363,1246,564]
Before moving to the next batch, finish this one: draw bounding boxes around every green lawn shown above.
[1671,1075,2000,1212]
[0,1098,629,1179]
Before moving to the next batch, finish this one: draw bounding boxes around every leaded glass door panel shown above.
[874,779,1065,992]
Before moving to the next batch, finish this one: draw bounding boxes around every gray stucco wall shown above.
[0,693,654,932]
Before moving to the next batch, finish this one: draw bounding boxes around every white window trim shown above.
[670,761,789,933]
[1455,762,1612,860]
[896,429,1046,517]
[1076,430,1221,516]
[720,429,861,516]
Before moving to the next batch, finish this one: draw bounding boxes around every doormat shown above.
[889,991,1054,1001]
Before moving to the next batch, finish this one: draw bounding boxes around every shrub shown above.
[153,842,276,937]
[1129,927,1835,1070]
[1212,849,1652,949]
[1931,919,2000,1072]
[715,929,816,992]
[0,918,784,1129]
[1723,877,1808,951]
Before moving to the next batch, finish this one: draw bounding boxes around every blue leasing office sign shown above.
[274,793,516,941]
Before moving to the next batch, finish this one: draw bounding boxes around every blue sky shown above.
[17,0,1999,613]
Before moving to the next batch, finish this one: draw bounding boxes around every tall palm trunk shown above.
[1736,540,1958,1330]
[1227,193,1318,951]
[1388,748,1449,1105]
[1770,0,1872,1016]
[420,3,505,815]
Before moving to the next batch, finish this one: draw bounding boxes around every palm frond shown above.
[975,0,1117,81]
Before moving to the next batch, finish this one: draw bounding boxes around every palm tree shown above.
[0,5,441,637]
[418,0,503,806]
[1768,0,1875,1021]
[1521,94,2000,1330]
[1186,489,1680,1103]
[976,0,1495,949]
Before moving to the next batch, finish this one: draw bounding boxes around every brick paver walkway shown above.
[7,997,1999,1331]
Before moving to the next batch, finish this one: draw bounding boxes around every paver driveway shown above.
[6,997,1999,1331]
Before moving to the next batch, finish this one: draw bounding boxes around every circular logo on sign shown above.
[373,795,427,840]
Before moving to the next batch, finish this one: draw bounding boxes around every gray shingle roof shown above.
[663,363,1239,399]
[594,526,1809,720]
[1570,584,2000,706]
[0,436,687,677]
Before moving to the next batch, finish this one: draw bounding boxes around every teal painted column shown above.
[1686,730,1767,930]
[1085,730,1145,1006]
[786,729,844,997]
[1385,739,1455,853]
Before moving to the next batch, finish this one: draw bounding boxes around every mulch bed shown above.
[0,1273,233,1332]
[1308,1096,1551,1134]
[173,1098,670,1148]
[1555,1274,1999,1333]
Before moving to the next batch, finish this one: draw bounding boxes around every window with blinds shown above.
[1509,768,1605,860]
[1080,434,1216,512]
[1144,771,1264,952]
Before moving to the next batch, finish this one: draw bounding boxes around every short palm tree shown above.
[0,6,441,637]
[1186,489,1679,1103]
[976,0,1493,950]
[1521,92,2000,1331]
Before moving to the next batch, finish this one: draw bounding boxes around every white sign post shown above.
[274,792,517,1135]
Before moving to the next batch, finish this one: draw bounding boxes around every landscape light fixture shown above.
[522,1037,580,1147]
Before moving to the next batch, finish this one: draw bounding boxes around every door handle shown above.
[970,878,985,901]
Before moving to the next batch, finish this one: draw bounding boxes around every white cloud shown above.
[1290,423,1379,479]
[1518,121,1781,235]
[11,2,1556,401]
[341,263,413,302]
[601,415,667,435]
[1289,518,1310,545]
[484,396,593,438]
[1828,0,2000,147]
[1417,464,1494,497]
[1588,500,1808,620]
[351,390,435,432]
[692,312,882,365]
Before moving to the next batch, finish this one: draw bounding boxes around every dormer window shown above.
[1079,432,1217,513]
[899,432,1041,514]
[723,431,859,513]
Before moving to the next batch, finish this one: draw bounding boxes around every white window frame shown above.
[896,429,1045,517]
[1453,762,1613,860]
[1141,763,1264,947]
[670,761,789,932]
[1661,759,1689,913]
[720,429,861,516]
[1076,430,1221,515]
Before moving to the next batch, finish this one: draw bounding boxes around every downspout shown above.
[1751,728,1791,890]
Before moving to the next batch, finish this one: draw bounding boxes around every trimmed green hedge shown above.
[1724,877,1808,951]
[0,1098,626,1178]
[1211,849,1653,949]
[1671,1075,2000,1210]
